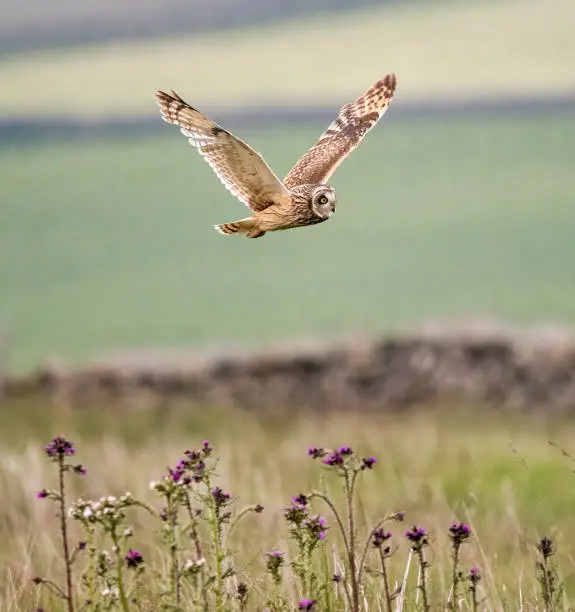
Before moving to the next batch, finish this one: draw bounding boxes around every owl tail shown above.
[214,217,265,238]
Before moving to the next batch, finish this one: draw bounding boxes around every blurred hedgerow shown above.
[31,436,563,611]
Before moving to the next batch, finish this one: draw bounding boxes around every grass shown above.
[2,401,575,610]
[2,110,575,373]
[1,0,575,117]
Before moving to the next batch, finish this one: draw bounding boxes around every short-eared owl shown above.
[155,74,397,238]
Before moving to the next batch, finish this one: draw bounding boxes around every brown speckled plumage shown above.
[155,73,397,238]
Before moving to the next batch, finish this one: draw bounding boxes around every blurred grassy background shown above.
[2,112,574,373]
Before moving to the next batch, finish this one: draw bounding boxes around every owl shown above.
[155,73,397,238]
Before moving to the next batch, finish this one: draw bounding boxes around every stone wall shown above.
[4,327,575,411]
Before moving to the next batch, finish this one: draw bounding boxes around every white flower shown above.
[149,481,158,490]
[107,496,116,503]
[83,507,93,518]
[123,528,133,537]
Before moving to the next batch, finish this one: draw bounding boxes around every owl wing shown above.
[283,74,397,189]
[155,90,291,212]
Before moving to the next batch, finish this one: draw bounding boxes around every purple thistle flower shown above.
[332,573,342,583]
[337,446,354,456]
[303,514,328,541]
[322,452,344,467]
[372,528,392,548]
[125,548,144,568]
[298,599,317,610]
[44,436,75,458]
[73,464,87,476]
[168,465,185,482]
[202,440,213,455]
[254,504,264,513]
[308,447,325,459]
[405,525,427,544]
[159,508,168,521]
[468,567,481,584]
[78,541,87,550]
[291,493,308,506]
[211,487,231,508]
[265,551,285,575]
[36,489,49,499]
[185,449,201,462]
[448,521,471,545]
[361,456,377,470]
[284,501,308,525]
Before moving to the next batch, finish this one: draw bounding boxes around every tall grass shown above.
[1,401,574,609]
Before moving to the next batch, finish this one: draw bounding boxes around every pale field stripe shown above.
[0,0,574,118]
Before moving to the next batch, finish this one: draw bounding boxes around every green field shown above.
[1,0,574,117]
[2,402,575,609]
[2,110,575,373]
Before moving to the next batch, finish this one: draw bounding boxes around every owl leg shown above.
[214,217,261,237]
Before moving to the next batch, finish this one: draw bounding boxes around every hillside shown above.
[1,0,574,118]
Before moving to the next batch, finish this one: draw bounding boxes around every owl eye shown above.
[318,196,328,205]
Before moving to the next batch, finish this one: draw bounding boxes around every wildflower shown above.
[32,576,44,585]
[236,581,248,604]
[211,487,231,508]
[78,541,87,550]
[254,504,264,513]
[538,536,554,559]
[332,574,342,582]
[202,440,213,455]
[291,493,308,506]
[468,567,481,584]
[169,462,186,483]
[308,447,325,459]
[449,521,471,545]
[73,464,87,476]
[159,508,168,521]
[372,528,392,548]
[303,514,328,541]
[44,436,75,457]
[265,551,285,584]
[405,525,427,544]
[361,456,377,469]
[337,445,354,456]
[322,452,344,466]
[36,489,49,499]
[284,500,308,525]
[298,599,317,610]
[125,549,144,569]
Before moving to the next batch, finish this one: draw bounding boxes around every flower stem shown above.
[416,547,430,612]
[346,470,360,612]
[378,548,393,612]
[449,542,460,609]
[112,530,130,612]
[57,455,74,612]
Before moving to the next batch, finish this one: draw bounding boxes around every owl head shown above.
[310,185,336,220]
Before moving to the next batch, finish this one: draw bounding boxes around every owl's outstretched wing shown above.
[155,90,291,212]
[283,74,397,189]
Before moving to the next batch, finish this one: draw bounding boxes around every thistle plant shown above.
[536,536,561,611]
[467,567,481,611]
[447,521,471,608]
[307,445,399,612]
[28,435,568,610]
[405,525,430,612]
[34,436,87,612]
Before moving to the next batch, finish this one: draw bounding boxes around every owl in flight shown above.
[155,73,397,238]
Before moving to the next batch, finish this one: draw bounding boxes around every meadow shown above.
[1,0,574,117]
[1,110,575,373]
[1,400,575,610]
